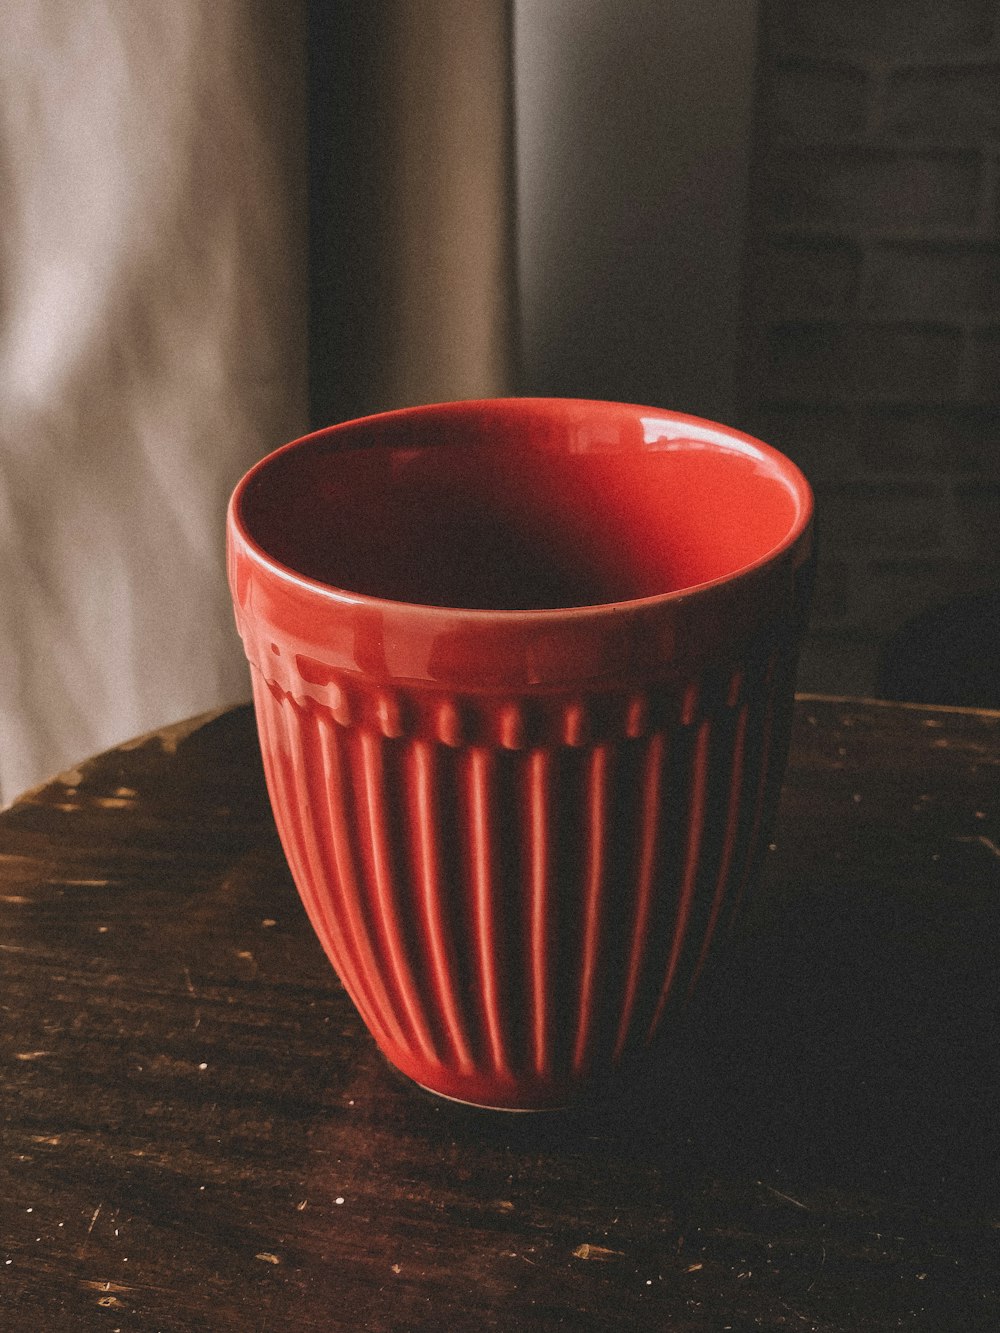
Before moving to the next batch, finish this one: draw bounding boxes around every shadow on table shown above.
[429,867,1000,1218]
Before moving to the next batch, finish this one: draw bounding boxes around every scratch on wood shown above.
[76,1203,103,1260]
[573,1243,625,1261]
[806,1241,828,1293]
[759,1181,810,1211]
[779,1300,817,1324]
[953,835,1000,859]
[183,967,203,1029]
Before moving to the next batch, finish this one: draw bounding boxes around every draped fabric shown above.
[0,2,309,802]
[307,0,516,427]
[0,1,758,804]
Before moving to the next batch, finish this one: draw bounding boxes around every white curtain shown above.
[0,2,308,802]
[0,0,758,804]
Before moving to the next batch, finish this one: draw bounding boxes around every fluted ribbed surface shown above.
[249,638,793,1109]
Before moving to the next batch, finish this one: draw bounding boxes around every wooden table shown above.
[2,696,998,1332]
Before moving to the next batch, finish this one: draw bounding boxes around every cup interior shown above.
[236,401,810,612]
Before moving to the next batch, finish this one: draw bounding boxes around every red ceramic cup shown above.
[227,399,813,1110]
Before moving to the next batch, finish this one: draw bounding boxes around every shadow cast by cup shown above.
[422,869,1000,1218]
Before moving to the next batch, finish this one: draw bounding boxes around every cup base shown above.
[380,1043,583,1111]
[413,1079,567,1114]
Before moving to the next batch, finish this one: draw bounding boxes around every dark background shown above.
[745,0,1000,699]
[308,0,1000,704]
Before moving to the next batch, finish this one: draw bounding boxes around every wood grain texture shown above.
[1,697,999,1331]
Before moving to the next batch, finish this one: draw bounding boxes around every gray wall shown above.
[309,0,762,428]
[513,0,761,423]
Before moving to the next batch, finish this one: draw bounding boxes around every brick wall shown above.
[746,0,1000,696]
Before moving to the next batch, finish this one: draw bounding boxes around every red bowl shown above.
[227,398,814,1109]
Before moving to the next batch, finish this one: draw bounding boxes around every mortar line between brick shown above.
[766,314,975,332]
[976,150,997,236]
[770,225,992,246]
[772,49,1000,74]
[887,51,1000,72]
[866,62,887,136]
[960,325,980,403]
[770,313,1000,334]
[770,133,986,152]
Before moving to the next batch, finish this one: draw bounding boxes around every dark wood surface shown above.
[2,696,998,1332]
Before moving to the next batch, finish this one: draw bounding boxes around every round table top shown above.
[2,696,999,1331]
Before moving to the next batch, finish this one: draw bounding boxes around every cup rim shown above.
[227,397,814,624]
